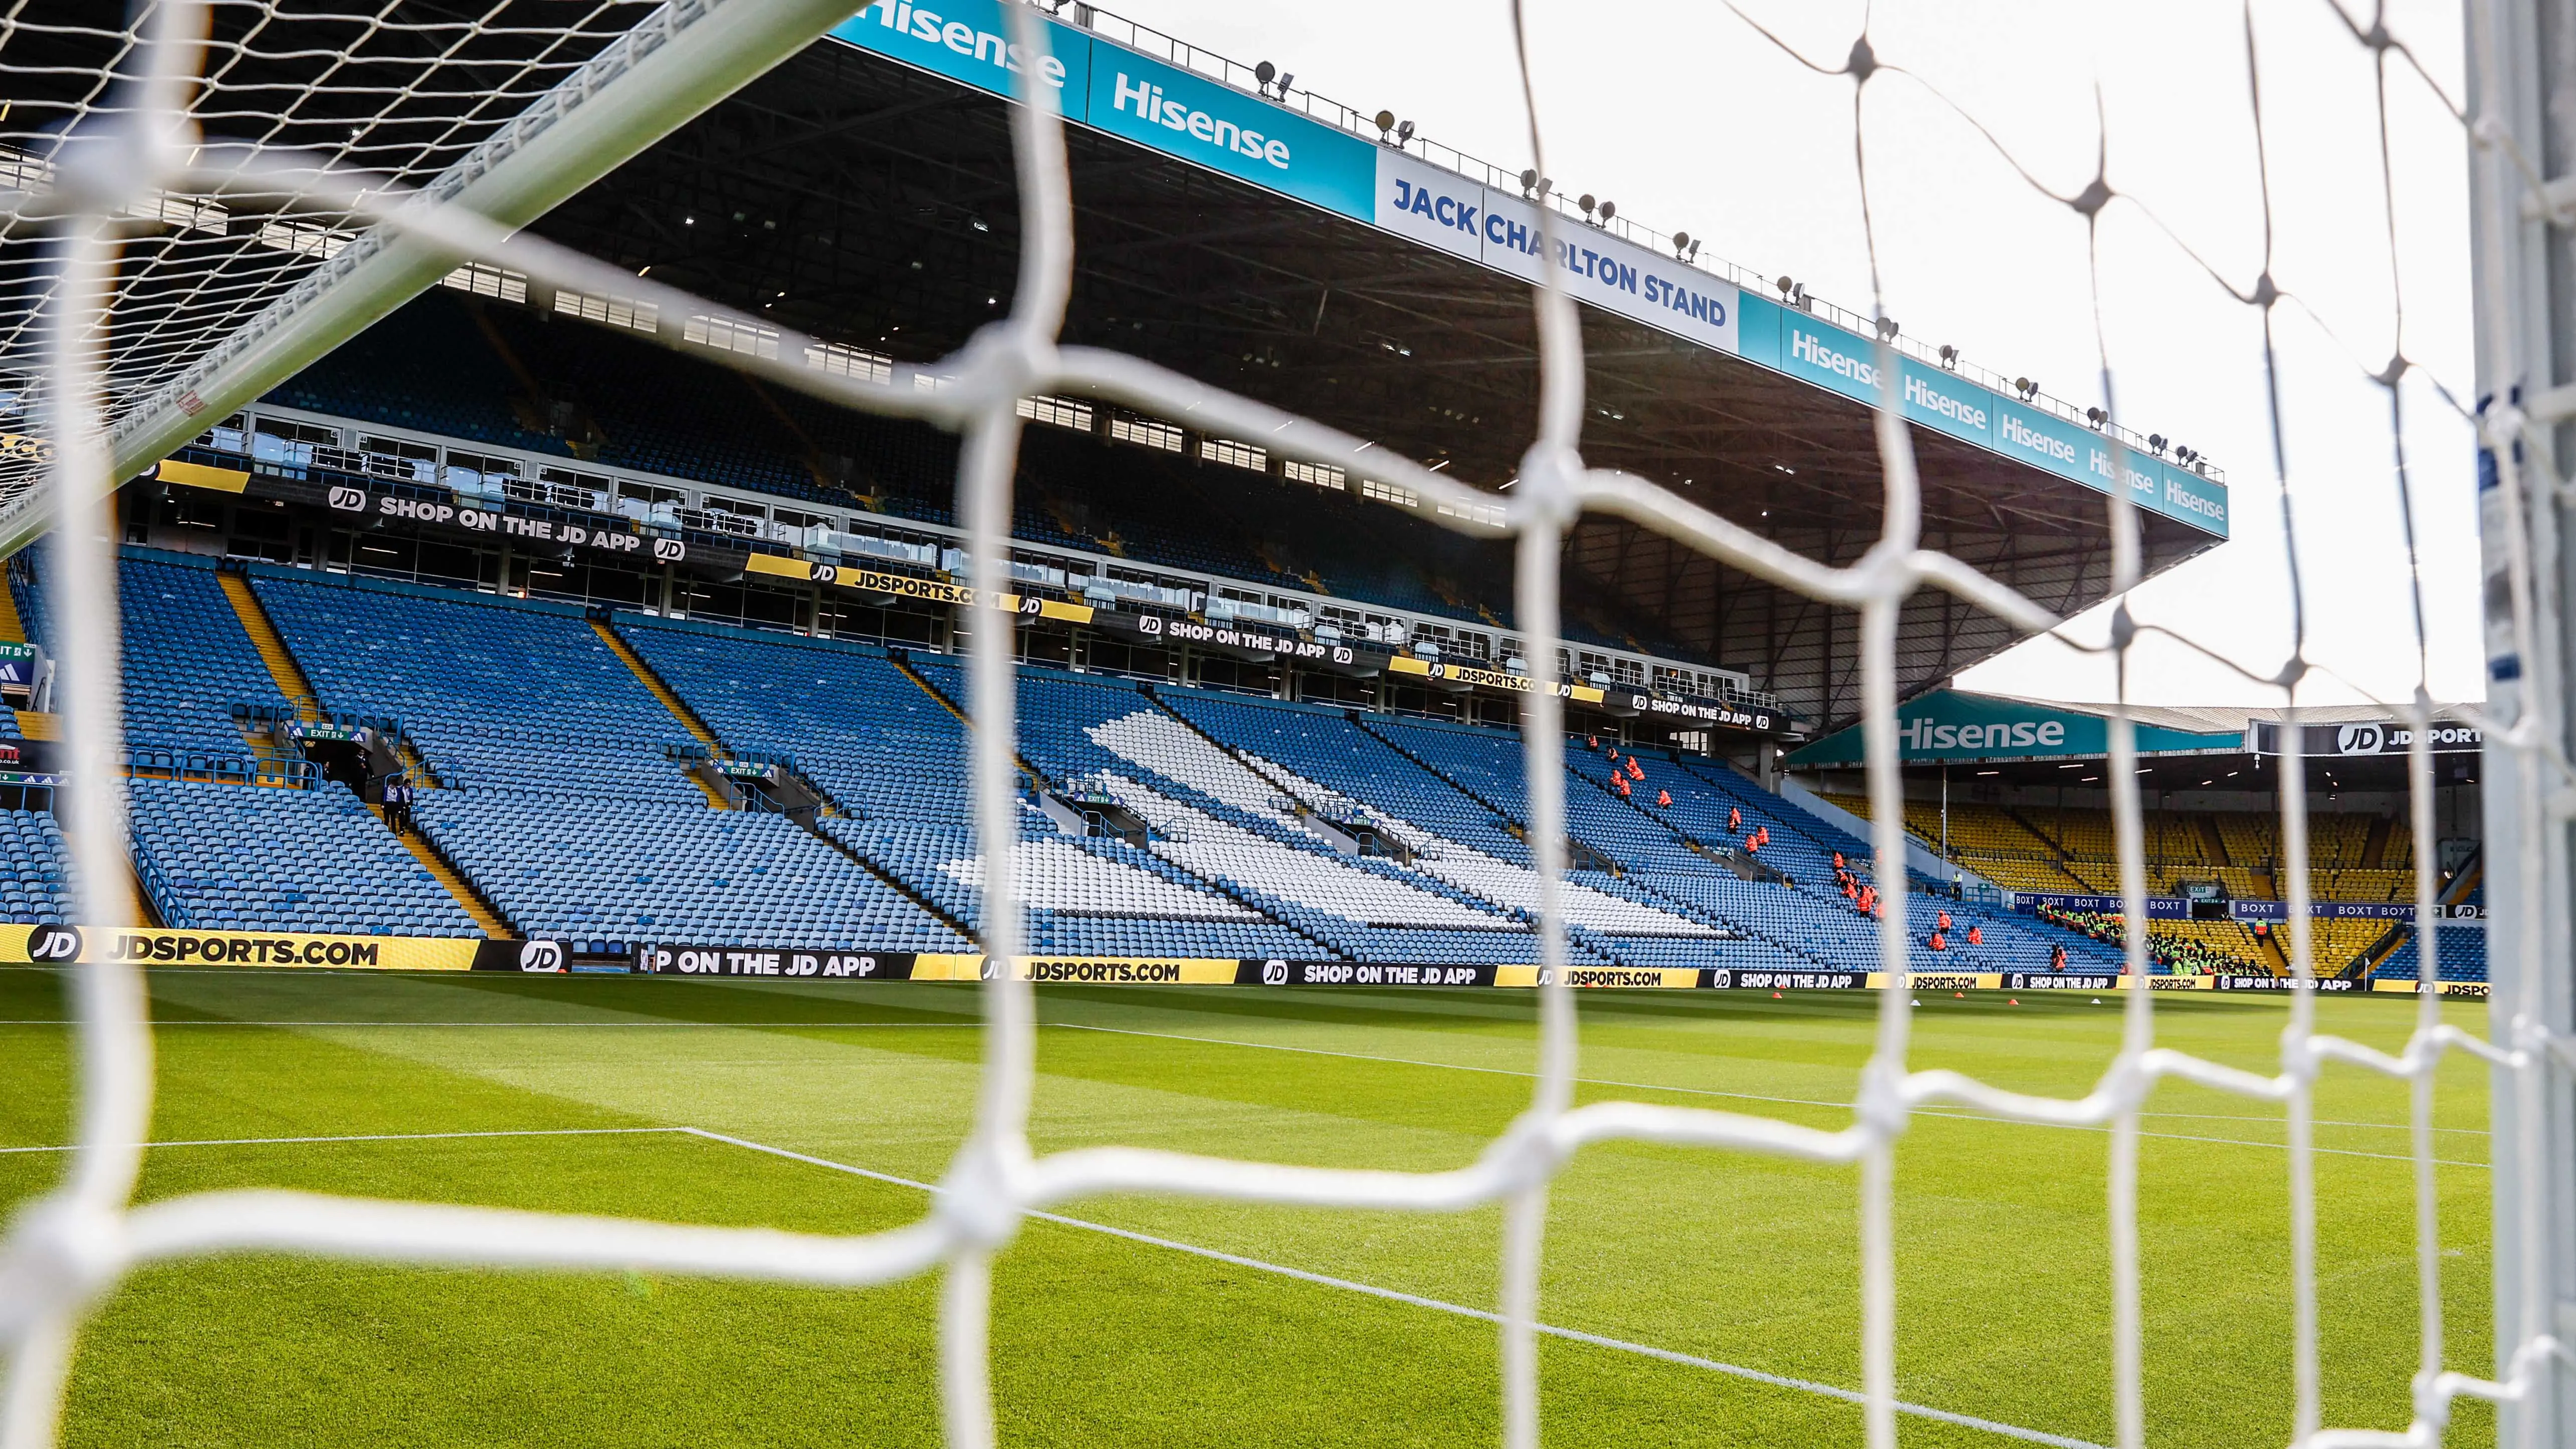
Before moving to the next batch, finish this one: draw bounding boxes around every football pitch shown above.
[0,968,2495,1448]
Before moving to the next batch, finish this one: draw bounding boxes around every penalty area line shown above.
[681,1127,2106,1449]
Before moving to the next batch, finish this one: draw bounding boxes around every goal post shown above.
[2467,0,2576,1438]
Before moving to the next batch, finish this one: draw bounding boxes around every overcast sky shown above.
[1103,0,2483,710]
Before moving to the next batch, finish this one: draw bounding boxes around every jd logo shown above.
[518,940,565,973]
[27,924,80,961]
[2335,724,2386,755]
[651,538,686,563]
[1331,646,1353,664]
[979,957,1005,981]
[1708,969,1732,989]
[1260,959,1289,985]
[809,562,836,583]
[326,486,367,512]
[1139,615,1163,636]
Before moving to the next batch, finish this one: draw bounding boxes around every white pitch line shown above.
[679,1127,2108,1449]
[0,1127,684,1155]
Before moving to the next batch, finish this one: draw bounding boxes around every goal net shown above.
[0,1,2563,1446]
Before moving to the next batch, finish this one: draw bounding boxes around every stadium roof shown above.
[12,0,2234,731]
[494,13,2232,731]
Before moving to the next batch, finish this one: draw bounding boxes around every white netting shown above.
[0,2,2565,1447]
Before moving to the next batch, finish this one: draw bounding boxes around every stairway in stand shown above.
[373,804,514,938]
[216,571,325,723]
[590,619,731,808]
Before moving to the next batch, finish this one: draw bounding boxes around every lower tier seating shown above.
[415,789,971,949]
[2374,927,2488,982]
[129,778,475,935]
[0,807,75,924]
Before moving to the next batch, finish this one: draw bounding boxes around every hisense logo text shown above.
[1902,375,1986,430]
[1790,329,1874,387]
[1999,415,2077,463]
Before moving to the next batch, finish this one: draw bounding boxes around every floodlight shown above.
[2148,433,2167,454]
[1597,200,1614,223]
[1578,193,1596,217]
[1874,315,1898,341]
[1255,60,1275,86]
[1776,276,1794,296]
[1373,109,1395,139]
[1938,344,1958,369]
[2014,376,2037,399]
[2085,406,2107,427]
[1395,119,1415,144]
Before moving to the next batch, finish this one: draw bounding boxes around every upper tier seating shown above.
[130,777,476,935]
[267,292,1683,659]
[253,572,701,803]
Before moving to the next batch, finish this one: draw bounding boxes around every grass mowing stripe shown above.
[0,1016,2480,1145]
[1040,1021,2488,1164]
[680,1127,2107,1449]
[0,1128,687,1154]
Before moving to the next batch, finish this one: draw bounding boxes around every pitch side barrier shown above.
[0,927,2489,997]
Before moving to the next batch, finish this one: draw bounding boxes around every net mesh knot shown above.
[940,322,1058,422]
[934,1137,1031,1254]
[1854,1058,1911,1143]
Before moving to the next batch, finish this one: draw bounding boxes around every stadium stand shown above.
[1825,790,2419,909]
[0,806,75,925]
[250,571,701,801]
[610,611,1317,957]
[0,548,2455,973]
[2375,925,2488,983]
[129,777,478,935]
[263,292,1682,659]
[13,547,286,755]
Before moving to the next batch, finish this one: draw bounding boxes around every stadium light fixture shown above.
[2085,406,2107,428]
[1874,315,1899,341]
[1938,344,1958,370]
[1255,60,1275,92]
[1578,193,1597,220]
[2148,433,2168,455]
[1598,200,1615,223]
[2014,376,2038,399]
[1672,230,1690,258]
[1520,168,1539,197]
[1373,109,1396,141]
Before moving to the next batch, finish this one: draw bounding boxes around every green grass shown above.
[0,968,2497,1447]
